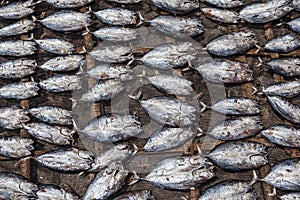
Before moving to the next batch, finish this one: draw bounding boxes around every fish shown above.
[203,0,244,8]
[196,59,253,83]
[265,34,300,53]
[36,10,92,32]
[107,0,142,3]
[0,40,36,56]
[0,58,36,79]
[37,185,79,200]
[0,136,34,158]
[39,55,86,72]
[263,80,300,98]
[23,122,74,146]
[0,172,39,199]
[0,81,39,99]
[287,18,300,33]
[144,127,195,152]
[0,19,35,37]
[0,0,37,19]
[89,45,133,63]
[80,114,142,143]
[198,180,257,200]
[94,8,137,25]
[33,38,75,55]
[239,0,293,24]
[36,147,94,172]
[29,106,72,126]
[267,95,300,124]
[112,190,156,200]
[201,8,239,24]
[42,0,94,8]
[90,27,138,42]
[150,0,199,15]
[146,74,194,96]
[206,116,263,141]
[141,42,198,70]
[293,0,300,11]
[149,15,203,38]
[277,192,300,200]
[86,64,134,81]
[39,75,83,92]
[0,106,30,130]
[143,154,215,190]
[207,141,268,171]
[267,58,300,77]
[205,31,258,56]
[200,98,261,115]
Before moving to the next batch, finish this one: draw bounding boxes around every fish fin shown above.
[196,128,205,137]
[136,12,145,26]
[267,187,277,197]
[199,101,209,112]
[254,44,262,53]
[250,170,261,185]
[132,144,139,155]
[70,98,78,109]
[78,46,87,54]
[128,170,140,186]
[32,15,39,22]
[82,27,91,36]
[128,91,142,100]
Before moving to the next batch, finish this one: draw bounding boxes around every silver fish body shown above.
[147,74,194,96]
[149,15,203,38]
[29,106,72,126]
[92,27,138,42]
[0,136,34,158]
[112,190,156,200]
[140,97,197,127]
[265,34,300,53]
[267,95,300,124]
[0,0,36,19]
[87,64,134,81]
[23,122,74,146]
[0,106,30,130]
[201,8,239,24]
[144,127,195,152]
[0,59,36,79]
[261,125,300,148]
[204,0,244,8]
[0,19,35,37]
[37,185,79,200]
[239,0,293,24]
[89,45,133,63]
[263,80,300,98]
[208,141,268,171]
[36,147,94,172]
[107,0,141,3]
[267,58,300,77]
[207,116,263,141]
[279,193,300,200]
[0,172,39,199]
[0,81,39,99]
[39,75,83,92]
[150,0,199,15]
[293,0,300,11]
[205,31,258,56]
[81,114,142,143]
[287,18,300,33]
[0,40,36,57]
[39,55,86,72]
[196,59,253,83]
[34,38,75,55]
[43,0,94,8]
[94,8,137,25]
[39,10,92,32]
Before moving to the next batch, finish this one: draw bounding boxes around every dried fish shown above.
[90,27,138,42]
[107,0,141,3]
[206,116,263,141]
[89,45,133,63]
[36,147,94,172]
[150,0,199,15]
[0,172,39,199]
[37,185,79,200]
[42,0,93,8]
[112,190,156,200]
[278,192,300,200]
[267,95,300,124]
[196,59,253,83]
[141,42,198,70]
[144,127,195,152]
[263,80,300,98]
[0,136,34,158]
[146,74,194,96]
[29,106,72,126]
[33,38,75,55]
[293,0,300,11]
[36,10,92,32]
[0,58,36,79]
[86,64,134,81]
[261,125,300,148]
[143,154,215,190]
[201,8,239,24]
[83,162,128,200]
[0,81,39,99]
[203,0,244,8]
[0,0,37,19]
[287,18,300,33]
[239,0,293,24]
[208,141,268,171]
[0,40,36,57]
[94,8,137,25]
[39,55,86,72]
[0,19,35,37]
[0,106,30,130]
[205,31,258,56]
[265,34,300,53]
[149,15,203,37]
[267,58,300,77]
[39,75,83,92]
[200,98,260,115]
[80,114,142,143]
[23,122,74,146]
[198,180,257,200]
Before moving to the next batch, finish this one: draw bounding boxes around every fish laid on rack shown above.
[266,58,300,77]
[0,136,34,159]
[203,0,245,8]
[37,185,79,200]
[287,18,300,33]
[42,0,94,8]
[0,0,37,19]
[0,19,35,37]
[39,75,83,92]
[31,37,75,55]
[39,55,86,72]
[88,27,138,42]
[0,59,36,79]
[86,64,134,81]
[264,34,300,53]
[0,81,39,99]
[0,106,30,130]
[201,8,239,24]
[112,190,156,200]
[89,45,133,63]
[263,80,300,98]
[150,0,199,15]
[107,0,142,3]
[93,8,137,25]
[0,40,36,56]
